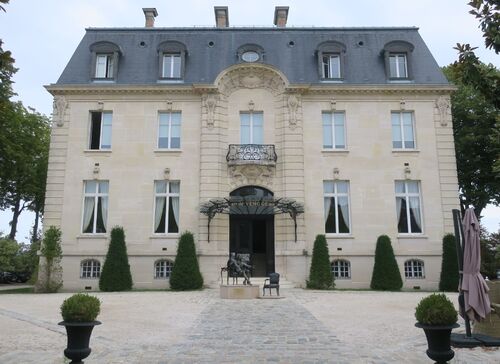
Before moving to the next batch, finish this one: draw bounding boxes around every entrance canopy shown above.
[200,195,304,242]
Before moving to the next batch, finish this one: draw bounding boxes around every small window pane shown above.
[337,196,350,233]
[169,181,180,193]
[397,56,407,77]
[395,181,405,194]
[155,181,167,193]
[323,181,334,193]
[96,55,107,78]
[172,55,181,78]
[389,56,398,77]
[85,181,97,193]
[407,181,419,193]
[336,181,348,194]
[329,55,340,78]
[98,181,109,194]
[100,112,112,149]
[323,123,333,148]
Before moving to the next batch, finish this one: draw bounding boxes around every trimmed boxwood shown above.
[169,231,204,290]
[370,235,403,291]
[439,234,460,292]
[61,293,100,322]
[307,234,335,290]
[99,227,133,292]
[415,293,458,325]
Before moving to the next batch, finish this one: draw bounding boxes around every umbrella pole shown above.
[452,209,472,337]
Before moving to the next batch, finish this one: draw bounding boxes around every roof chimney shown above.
[214,6,229,28]
[143,8,158,28]
[274,6,289,27]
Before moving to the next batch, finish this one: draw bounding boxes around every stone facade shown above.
[43,12,458,291]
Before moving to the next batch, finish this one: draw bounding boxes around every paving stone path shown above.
[167,298,356,364]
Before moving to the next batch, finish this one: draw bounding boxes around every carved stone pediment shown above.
[228,164,274,190]
[216,65,287,96]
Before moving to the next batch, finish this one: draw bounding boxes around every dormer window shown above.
[95,54,114,79]
[158,41,187,80]
[237,44,264,63]
[389,53,407,78]
[322,54,341,79]
[162,53,181,78]
[317,41,346,80]
[383,41,414,80]
[89,41,121,81]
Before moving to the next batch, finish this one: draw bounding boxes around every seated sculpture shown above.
[221,253,252,285]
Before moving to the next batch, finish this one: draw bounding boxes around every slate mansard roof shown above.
[56,27,449,86]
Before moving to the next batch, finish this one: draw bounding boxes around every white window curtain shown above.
[338,196,349,230]
[171,196,179,228]
[409,196,422,232]
[100,196,108,230]
[83,197,95,232]
[396,196,403,224]
[155,197,165,232]
[324,197,332,222]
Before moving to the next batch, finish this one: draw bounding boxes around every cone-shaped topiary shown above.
[169,231,203,290]
[370,235,402,290]
[439,234,460,292]
[99,227,133,291]
[307,234,335,289]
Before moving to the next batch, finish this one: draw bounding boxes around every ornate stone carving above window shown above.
[216,64,287,96]
[228,164,274,190]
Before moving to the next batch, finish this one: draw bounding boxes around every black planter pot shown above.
[415,322,459,363]
[59,321,101,363]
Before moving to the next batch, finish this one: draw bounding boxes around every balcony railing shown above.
[226,144,277,166]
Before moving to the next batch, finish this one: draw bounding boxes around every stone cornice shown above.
[45,83,456,96]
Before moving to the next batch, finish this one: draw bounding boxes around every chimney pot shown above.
[143,8,158,28]
[214,6,229,28]
[274,6,289,27]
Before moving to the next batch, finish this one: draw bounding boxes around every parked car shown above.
[0,272,30,284]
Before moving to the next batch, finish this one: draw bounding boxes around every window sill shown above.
[397,235,428,239]
[326,234,354,239]
[387,79,414,83]
[84,149,112,154]
[322,149,349,154]
[320,79,344,83]
[392,149,419,154]
[149,234,180,239]
[154,149,182,154]
[157,79,184,83]
[77,234,108,239]
[91,79,116,83]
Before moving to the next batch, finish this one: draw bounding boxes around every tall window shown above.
[155,260,174,279]
[331,259,351,279]
[89,111,112,150]
[154,181,180,234]
[82,181,109,234]
[324,181,350,234]
[81,259,101,279]
[322,111,346,149]
[389,53,408,78]
[392,112,415,149]
[162,53,181,78]
[322,54,341,79]
[158,112,181,149]
[240,112,263,144]
[395,180,422,234]
[405,259,424,279]
[95,54,114,78]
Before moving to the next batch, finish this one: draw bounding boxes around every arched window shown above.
[237,44,265,63]
[404,259,424,279]
[80,259,101,279]
[157,41,187,80]
[89,41,121,80]
[316,41,347,80]
[155,259,174,279]
[382,41,414,80]
[331,259,351,279]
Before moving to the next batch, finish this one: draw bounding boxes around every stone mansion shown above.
[44,6,458,290]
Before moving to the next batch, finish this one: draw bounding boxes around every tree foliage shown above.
[307,234,335,290]
[468,0,500,54]
[443,63,499,216]
[169,231,204,290]
[439,234,460,292]
[99,227,133,291]
[370,235,403,291]
[35,226,63,293]
[480,227,500,278]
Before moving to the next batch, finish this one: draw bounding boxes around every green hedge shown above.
[169,231,204,290]
[439,234,459,292]
[370,235,402,291]
[307,234,335,289]
[99,227,133,291]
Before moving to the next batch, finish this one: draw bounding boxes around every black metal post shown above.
[452,209,472,338]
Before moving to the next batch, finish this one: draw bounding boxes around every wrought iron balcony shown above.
[226,144,277,166]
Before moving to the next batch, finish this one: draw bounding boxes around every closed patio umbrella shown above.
[461,208,491,322]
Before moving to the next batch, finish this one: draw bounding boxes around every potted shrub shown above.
[415,293,459,363]
[59,293,101,363]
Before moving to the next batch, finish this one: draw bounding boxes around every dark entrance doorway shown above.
[229,186,275,276]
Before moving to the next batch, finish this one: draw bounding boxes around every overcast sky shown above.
[0,0,498,241]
